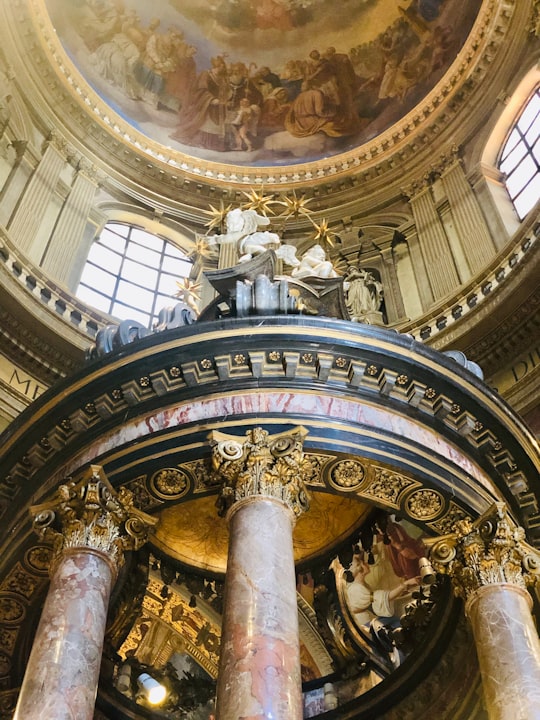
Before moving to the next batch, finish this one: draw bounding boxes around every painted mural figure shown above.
[170,56,230,150]
[346,553,417,628]
[57,0,482,165]
[231,98,259,151]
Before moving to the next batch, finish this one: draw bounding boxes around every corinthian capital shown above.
[427,502,540,601]
[31,465,157,576]
[209,426,310,519]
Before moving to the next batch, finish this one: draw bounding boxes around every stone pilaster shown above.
[429,503,540,720]
[407,181,460,300]
[8,132,69,261]
[13,466,157,720]
[440,158,496,274]
[41,159,99,284]
[210,427,309,720]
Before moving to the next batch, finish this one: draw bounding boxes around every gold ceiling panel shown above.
[152,491,370,573]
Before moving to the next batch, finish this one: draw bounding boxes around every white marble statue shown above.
[344,267,383,322]
[291,244,339,279]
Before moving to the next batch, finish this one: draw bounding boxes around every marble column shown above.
[210,427,309,720]
[429,503,540,720]
[13,465,156,720]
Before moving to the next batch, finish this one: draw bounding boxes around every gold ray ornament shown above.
[204,201,232,232]
[275,191,314,220]
[241,188,276,216]
[175,278,201,312]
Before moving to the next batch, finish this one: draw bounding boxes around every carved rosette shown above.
[428,502,540,602]
[210,426,310,519]
[30,465,157,577]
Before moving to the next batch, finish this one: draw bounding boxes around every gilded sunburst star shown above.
[275,191,314,220]
[203,201,232,232]
[241,188,276,216]
[311,217,337,248]
[188,235,214,261]
[175,278,201,312]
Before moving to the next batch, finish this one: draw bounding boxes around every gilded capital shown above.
[427,502,540,602]
[209,426,310,519]
[30,465,157,576]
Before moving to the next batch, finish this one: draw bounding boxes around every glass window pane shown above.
[77,222,193,326]
[108,223,130,238]
[499,140,527,175]
[130,227,164,252]
[165,243,189,259]
[517,93,540,134]
[122,258,159,288]
[524,114,540,146]
[157,273,183,297]
[87,243,123,274]
[111,302,150,326]
[79,265,117,295]
[116,280,155,311]
[99,228,127,253]
[76,285,112,314]
[500,128,521,161]
[126,240,161,266]
[505,155,536,196]
[532,138,540,164]
[162,256,192,276]
[513,175,540,218]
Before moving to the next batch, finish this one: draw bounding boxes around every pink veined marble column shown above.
[13,466,156,720]
[216,497,303,720]
[14,548,114,720]
[466,584,540,720]
[429,503,540,720]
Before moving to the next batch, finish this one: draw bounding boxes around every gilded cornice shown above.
[2,0,529,203]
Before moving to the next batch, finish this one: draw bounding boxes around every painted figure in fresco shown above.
[285,81,340,139]
[346,553,418,628]
[91,9,144,100]
[231,98,259,152]
[382,519,426,580]
[171,55,230,150]
[323,46,361,135]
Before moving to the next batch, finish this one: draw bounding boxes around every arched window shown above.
[76,222,193,328]
[498,86,540,220]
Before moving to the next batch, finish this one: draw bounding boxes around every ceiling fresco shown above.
[45,0,482,168]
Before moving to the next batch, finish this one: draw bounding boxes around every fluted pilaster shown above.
[408,184,460,299]
[41,159,99,283]
[440,159,496,274]
[8,132,69,260]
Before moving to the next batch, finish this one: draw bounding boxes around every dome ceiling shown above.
[44,0,482,172]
